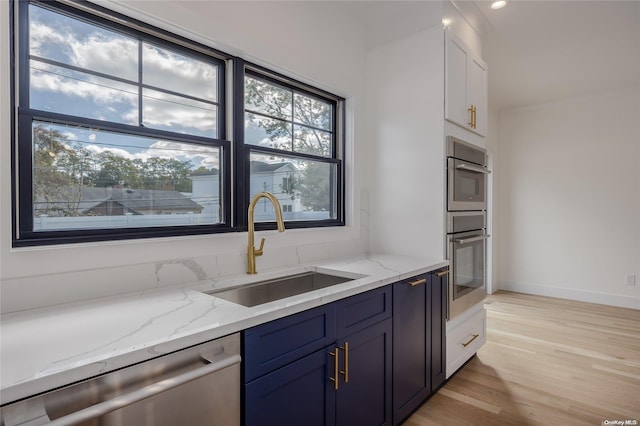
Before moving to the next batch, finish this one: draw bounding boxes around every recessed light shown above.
[491,0,507,9]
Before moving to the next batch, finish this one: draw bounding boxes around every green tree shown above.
[192,166,218,175]
[86,152,143,189]
[55,145,95,187]
[142,157,193,192]
[32,125,85,216]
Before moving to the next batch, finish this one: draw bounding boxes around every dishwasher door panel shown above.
[1,333,240,426]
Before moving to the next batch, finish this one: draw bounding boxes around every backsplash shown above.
[1,238,366,314]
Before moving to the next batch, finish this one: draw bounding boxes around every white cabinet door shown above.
[468,55,487,136]
[445,37,469,129]
[445,31,487,137]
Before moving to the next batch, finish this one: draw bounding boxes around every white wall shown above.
[366,23,446,260]
[496,88,640,309]
[0,1,370,313]
[365,1,488,262]
[485,107,500,294]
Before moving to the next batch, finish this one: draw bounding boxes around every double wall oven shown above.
[446,136,490,319]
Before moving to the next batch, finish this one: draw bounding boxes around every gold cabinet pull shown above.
[468,105,477,129]
[329,348,339,390]
[339,342,349,383]
[462,333,480,348]
[473,105,478,129]
[409,278,427,286]
[435,269,449,277]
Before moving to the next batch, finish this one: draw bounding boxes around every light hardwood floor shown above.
[404,291,640,425]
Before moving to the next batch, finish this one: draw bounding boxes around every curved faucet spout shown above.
[247,192,285,274]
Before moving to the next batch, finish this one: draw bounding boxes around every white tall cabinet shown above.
[443,28,489,378]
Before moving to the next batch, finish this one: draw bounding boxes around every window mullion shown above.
[233,58,247,231]
[138,40,143,127]
[290,89,295,152]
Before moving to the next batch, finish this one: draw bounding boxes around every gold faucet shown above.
[247,192,285,274]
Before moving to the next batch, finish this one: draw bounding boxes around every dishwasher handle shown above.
[46,353,241,426]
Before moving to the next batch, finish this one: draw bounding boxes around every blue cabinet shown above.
[243,272,447,426]
[392,269,448,424]
[243,286,392,426]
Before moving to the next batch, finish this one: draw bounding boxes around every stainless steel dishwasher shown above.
[1,333,240,426]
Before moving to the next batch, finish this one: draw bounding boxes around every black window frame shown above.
[10,0,345,247]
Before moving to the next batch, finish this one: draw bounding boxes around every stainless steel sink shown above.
[204,271,359,307]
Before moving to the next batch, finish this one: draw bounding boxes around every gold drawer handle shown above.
[435,269,449,277]
[329,348,339,390]
[409,278,427,286]
[461,333,480,348]
[339,342,349,383]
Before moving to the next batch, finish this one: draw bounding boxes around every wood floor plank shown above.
[403,291,640,425]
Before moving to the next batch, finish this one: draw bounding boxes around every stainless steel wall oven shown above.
[446,137,490,319]
[446,211,488,318]
[447,137,490,211]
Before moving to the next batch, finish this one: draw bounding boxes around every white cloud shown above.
[30,19,218,136]
[149,141,220,169]
[143,44,217,102]
[30,64,137,106]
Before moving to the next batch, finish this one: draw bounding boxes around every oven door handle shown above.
[455,163,491,174]
[452,234,490,244]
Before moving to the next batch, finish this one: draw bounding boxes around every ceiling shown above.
[466,0,640,111]
[176,1,640,112]
[357,0,640,111]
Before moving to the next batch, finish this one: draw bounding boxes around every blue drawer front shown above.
[244,304,336,381]
[336,286,392,338]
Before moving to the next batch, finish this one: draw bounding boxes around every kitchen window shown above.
[243,70,343,227]
[11,0,344,246]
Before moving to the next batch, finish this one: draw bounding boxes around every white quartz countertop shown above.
[0,254,447,405]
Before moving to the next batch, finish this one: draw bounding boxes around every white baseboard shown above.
[497,281,640,310]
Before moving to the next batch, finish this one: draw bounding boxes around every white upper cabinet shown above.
[445,30,487,137]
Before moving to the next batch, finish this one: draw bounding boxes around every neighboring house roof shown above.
[250,161,296,173]
[108,188,203,213]
[189,170,219,177]
[35,186,203,215]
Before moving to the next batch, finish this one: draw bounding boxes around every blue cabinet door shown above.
[392,275,430,424]
[245,346,336,426]
[430,270,447,391]
[336,318,393,426]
